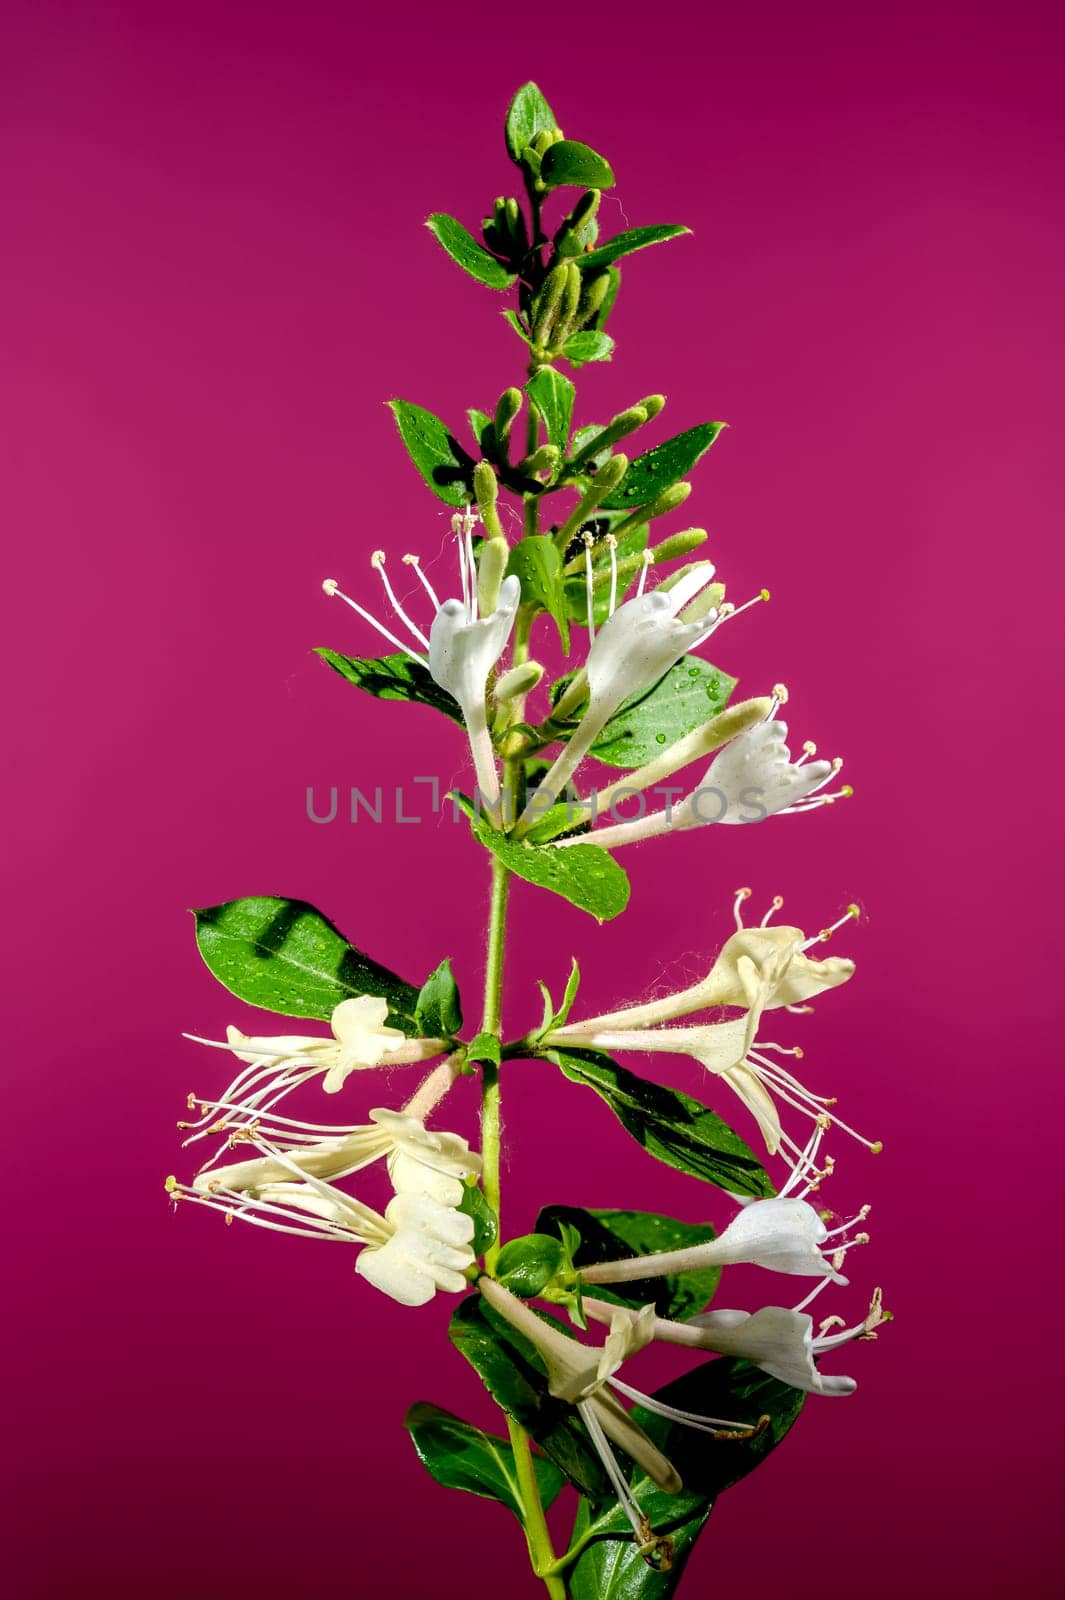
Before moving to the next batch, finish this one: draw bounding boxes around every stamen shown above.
[402,553,441,610]
[733,886,752,930]
[607,534,618,618]
[803,904,860,949]
[610,1379,764,1439]
[795,739,818,766]
[577,1401,648,1541]
[320,578,426,664]
[770,682,789,713]
[635,549,654,598]
[583,531,597,639]
[371,550,431,649]
[760,894,785,927]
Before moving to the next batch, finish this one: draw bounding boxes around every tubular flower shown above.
[560,690,850,850]
[167,1138,476,1308]
[479,1278,766,1564]
[545,898,877,1166]
[189,1107,481,1207]
[553,891,856,1036]
[579,1123,870,1289]
[322,511,520,809]
[523,558,767,822]
[181,997,444,1127]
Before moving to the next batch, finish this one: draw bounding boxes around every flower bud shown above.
[474,461,506,543]
[494,387,523,450]
[636,394,666,420]
[476,537,509,617]
[650,527,708,562]
[493,661,544,702]
[532,264,569,344]
[577,270,612,323]
[521,444,560,478]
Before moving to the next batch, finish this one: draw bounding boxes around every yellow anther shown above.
[322,577,339,595]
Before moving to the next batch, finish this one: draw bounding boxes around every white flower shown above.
[479,1278,767,1559]
[523,558,766,823]
[584,1289,887,1397]
[169,1139,476,1308]
[190,1106,481,1207]
[182,997,444,1126]
[559,692,850,850]
[578,1123,869,1289]
[322,512,520,809]
[355,1192,477,1305]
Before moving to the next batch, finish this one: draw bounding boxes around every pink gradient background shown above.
[3,1,1062,1594]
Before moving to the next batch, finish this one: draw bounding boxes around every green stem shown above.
[479,852,510,1271]
[508,1417,569,1599]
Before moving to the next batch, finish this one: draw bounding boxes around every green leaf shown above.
[193,897,421,1030]
[576,225,691,273]
[544,1049,773,1198]
[496,1232,566,1297]
[527,367,575,455]
[563,330,615,368]
[315,648,463,725]
[465,1030,502,1067]
[405,1402,564,1521]
[415,957,463,1037]
[541,140,616,190]
[470,816,630,922]
[590,656,736,769]
[600,424,725,510]
[568,1359,804,1599]
[538,957,582,1032]
[457,1183,498,1256]
[535,1206,720,1321]
[503,308,534,345]
[506,535,569,649]
[388,399,476,507]
[506,82,558,164]
[468,407,493,451]
[449,1295,611,1498]
[426,213,516,289]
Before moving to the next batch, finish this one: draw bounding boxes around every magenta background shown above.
[3,1,1062,1594]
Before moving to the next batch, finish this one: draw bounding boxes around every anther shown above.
[772,682,789,705]
[322,578,338,595]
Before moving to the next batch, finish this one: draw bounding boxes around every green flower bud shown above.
[474,461,506,543]
[650,526,709,562]
[532,264,569,344]
[494,387,523,449]
[555,454,630,550]
[521,444,560,478]
[476,536,509,616]
[576,270,612,323]
[636,394,666,420]
[493,661,545,702]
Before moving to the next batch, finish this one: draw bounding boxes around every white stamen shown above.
[635,549,654,598]
[320,578,425,664]
[610,1379,760,1437]
[402,553,441,610]
[760,894,785,928]
[583,531,597,640]
[577,1401,648,1541]
[607,534,619,618]
[371,550,431,649]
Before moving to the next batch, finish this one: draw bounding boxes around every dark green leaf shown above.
[568,1359,804,1599]
[457,1184,498,1257]
[193,897,420,1030]
[590,657,736,769]
[496,1233,566,1297]
[471,817,630,923]
[544,1049,773,1198]
[563,330,615,368]
[405,1402,563,1520]
[600,424,725,510]
[415,957,463,1037]
[541,140,616,190]
[576,225,691,273]
[506,83,558,163]
[388,399,476,507]
[449,1295,611,1498]
[426,213,516,289]
[506,535,569,649]
[527,367,575,455]
[315,648,464,725]
[535,1206,720,1321]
